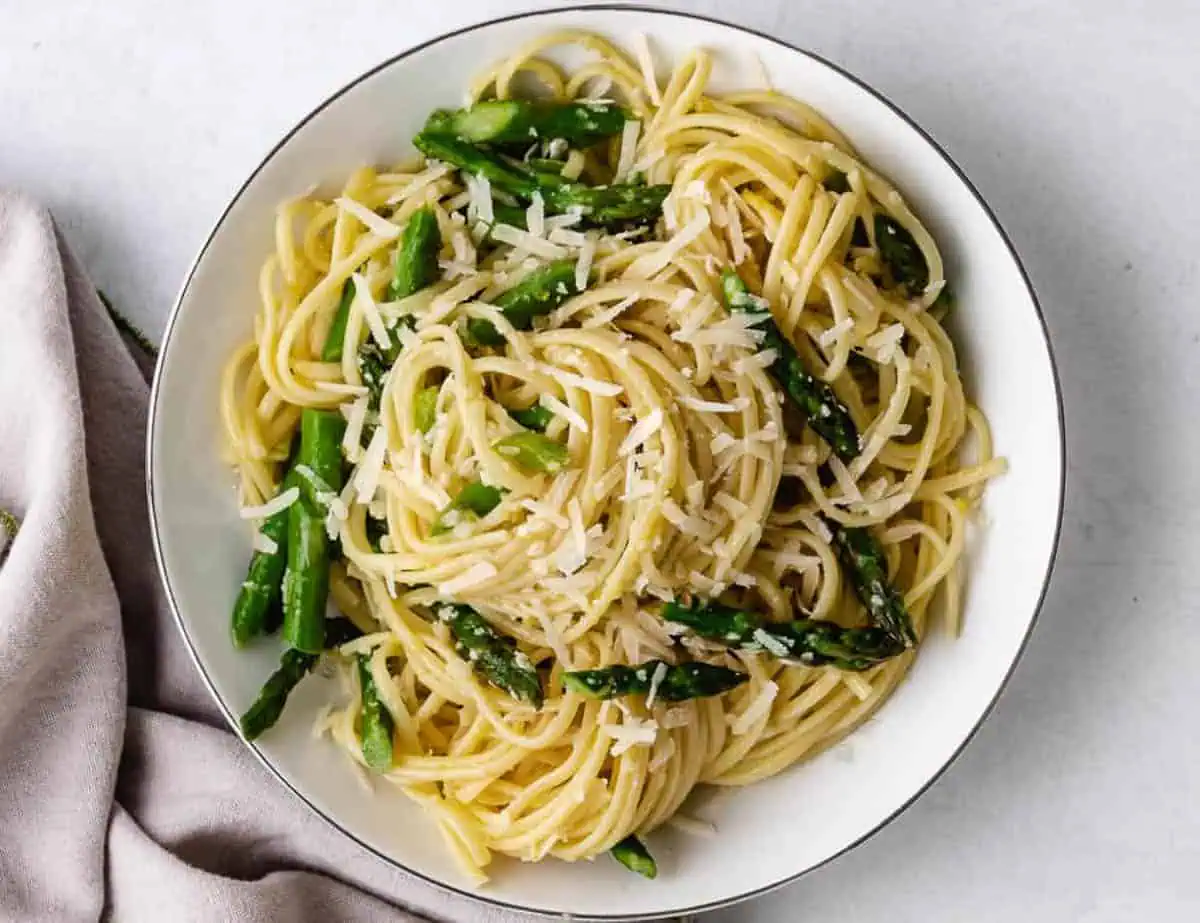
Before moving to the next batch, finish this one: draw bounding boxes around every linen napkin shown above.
[0,190,556,922]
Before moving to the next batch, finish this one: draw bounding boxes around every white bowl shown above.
[148,6,1065,919]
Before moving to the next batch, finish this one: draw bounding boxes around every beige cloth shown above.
[0,191,549,922]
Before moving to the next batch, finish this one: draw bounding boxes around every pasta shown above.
[220,30,1005,883]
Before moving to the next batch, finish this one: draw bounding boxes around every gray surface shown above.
[3,0,1197,919]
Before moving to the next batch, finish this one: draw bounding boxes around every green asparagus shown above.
[493,431,570,473]
[282,410,346,654]
[662,597,906,671]
[321,279,356,362]
[232,467,299,647]
[239,617,364,740]
[391,206,442,300]
[357,654,395,771]
[239,649,316,741]
[413,132,669,224]
[563,660,748,701]
[439,604,543,707]
[874,214,928,296]
[431,480,506,535]
[828,521,917,647]
[465,258,586,345]
[425,100,628,146]
[508,402,554,432]
[610,835,657,879]
[414,386,439,433]
[721,269,861,462]
[358,315,416,409]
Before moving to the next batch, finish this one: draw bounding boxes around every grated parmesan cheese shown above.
[353,425,388,505]
[575,234,595,292]
[644,661,670,709]
[540,393,588,432]
[341,397,368,462]
[681,395,744,414]
[239,487,299,520]
[252,531,278,554]
[334,197,400,239]
[866,323,906,363]
[615,119,641,181]
[491,223,567,259]
[583,293,638,329]
[544,366,623,397]
[314,381,369,397]
[466,172,494,224]
[618,409,663,457]
[817,317,855,348]
[730,680,778,735]
[525,192,545,238]
[351,273,392,350]
[630,211,710,279]
[602,716,658,756]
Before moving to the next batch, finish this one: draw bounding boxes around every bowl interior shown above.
[149,7,1063,919]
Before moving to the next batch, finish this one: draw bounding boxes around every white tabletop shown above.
[4,1,1197,919]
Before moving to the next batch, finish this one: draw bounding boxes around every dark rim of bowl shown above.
[146,5,1068,920]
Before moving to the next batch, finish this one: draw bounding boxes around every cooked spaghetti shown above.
[220,31,1005,883]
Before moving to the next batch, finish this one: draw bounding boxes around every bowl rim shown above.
[146,4,1067,919]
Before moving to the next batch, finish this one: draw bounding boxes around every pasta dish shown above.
[220,30,1005,883]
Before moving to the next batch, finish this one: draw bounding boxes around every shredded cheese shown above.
[239,487,299,521]
[615,119,641,180]
[335,196,401,239]
[351,273,391,350]
[730,681,778,735]
[353,426,388,505]
[491,223,567,259]
[619,409,663,457]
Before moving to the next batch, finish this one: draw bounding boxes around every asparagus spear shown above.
[357,654,395,771]
[611,835,657,879]
[829,521,917,647]
[721,270,861,462]
[431,480,506,535]
[563,660,748,701]
[467,259,586,345]
[438,604,543,707]
[493,431,570,473]
[425,100,628,146]
[414,386,439,434]
[282,410,346,654]
[358,315,416,409]
[391,206,442,299]
[508,402,554,432]
[321,279,356,362]
[874,214,928,297]
[239,617,364,740]
[662,597,905,671]
[413,133,669,224]
[239,649,317,741]
[232,467,300,647]
[350,210,441,403]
